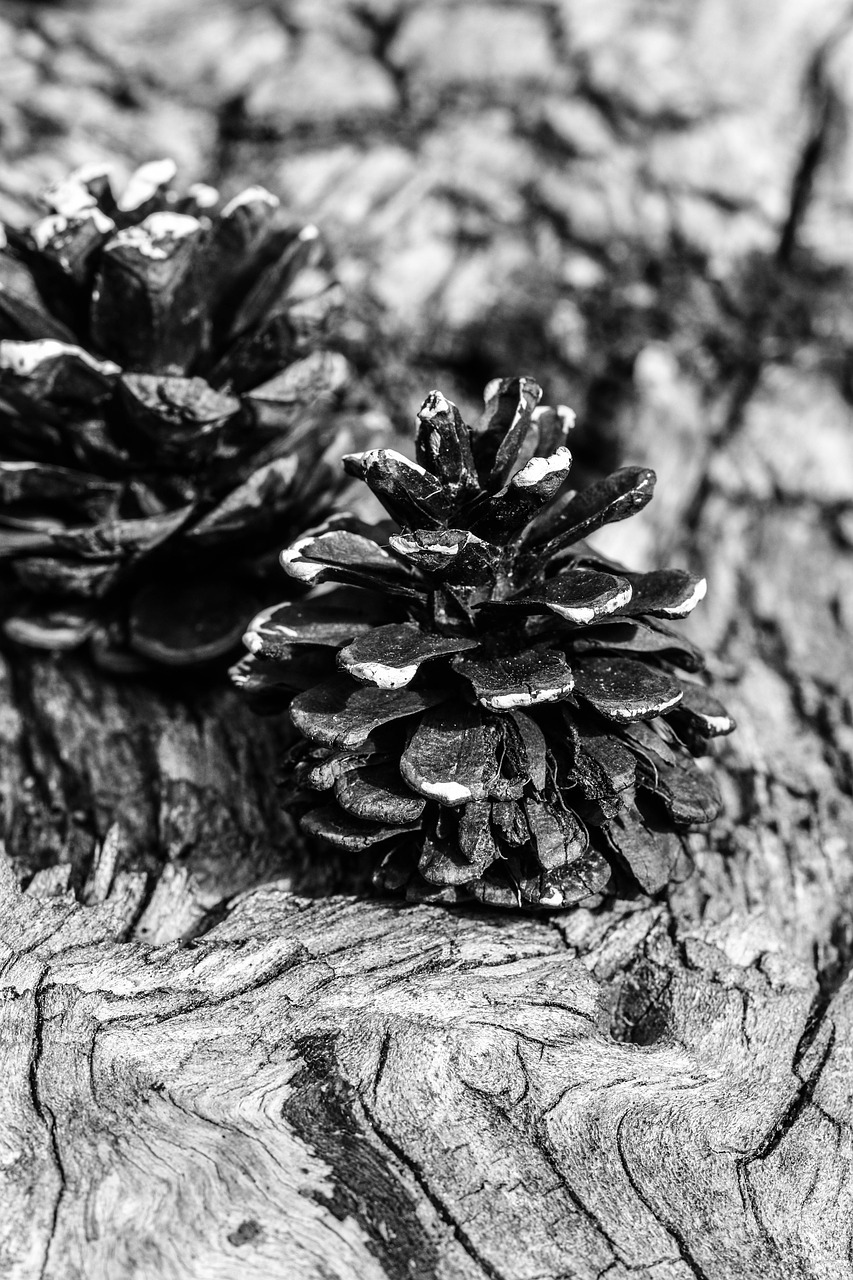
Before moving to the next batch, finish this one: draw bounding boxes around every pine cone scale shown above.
[453,650,575,710]
[338,623,478,688]
[572,656,685,723]
[531,465,657,559]
[245,597,372,656]
[302,806,414,852]
[334,763,427,825]
[399,703,514,807]
[290,675,444,750]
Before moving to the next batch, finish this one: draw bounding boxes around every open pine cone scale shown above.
[0,159,355,670]
[234,377,735,910]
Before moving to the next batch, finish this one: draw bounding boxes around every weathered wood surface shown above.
[2,1,853,1276]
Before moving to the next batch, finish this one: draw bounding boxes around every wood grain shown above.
[2,864,850,1279]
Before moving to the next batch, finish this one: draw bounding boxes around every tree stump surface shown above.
[2,2,853,1276]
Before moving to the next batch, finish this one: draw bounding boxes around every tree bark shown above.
[2,1,853,1276]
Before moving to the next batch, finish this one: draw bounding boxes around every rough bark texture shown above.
[2,1,853,1276]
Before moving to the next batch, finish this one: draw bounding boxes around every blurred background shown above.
[4,0,853,502]
[3,0,853,943]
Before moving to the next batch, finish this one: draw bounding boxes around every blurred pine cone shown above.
[233,377,735,909]
[0,159,357,670]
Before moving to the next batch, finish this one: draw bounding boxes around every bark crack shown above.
[489,1085,630,1271]
[746,1022,838,1165]
[359,1092,508,1280]
[613,1113,710,1280]
[28,973,67,1280]
[777,8,853,264]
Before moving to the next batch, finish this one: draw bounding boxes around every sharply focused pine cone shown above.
[0,159,355,670]
[233,377,735,909]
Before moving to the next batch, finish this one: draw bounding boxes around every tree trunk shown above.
[2,1,853,1276]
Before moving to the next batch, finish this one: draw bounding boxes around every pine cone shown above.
[233,377,736,909]
[0,158,355,670]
